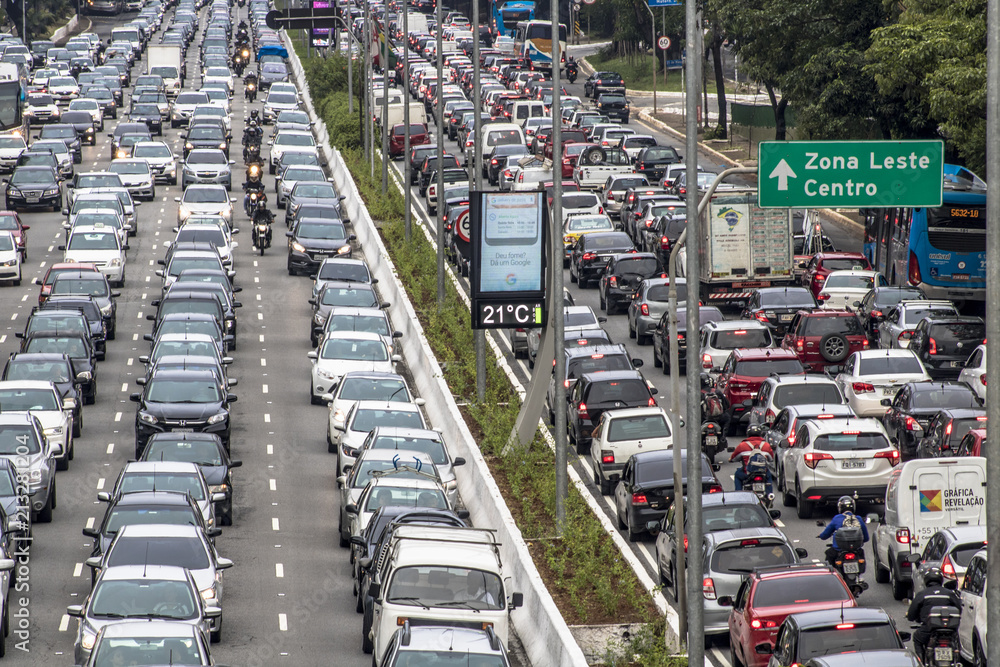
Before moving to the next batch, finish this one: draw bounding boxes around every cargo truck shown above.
[146,45,184,97]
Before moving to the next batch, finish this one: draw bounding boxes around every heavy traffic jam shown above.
[0,0,989,664]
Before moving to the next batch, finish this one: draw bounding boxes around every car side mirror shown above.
[755,643,773,656]
[380,302,391,309]
[645,520,660,535]
[350,535,366,547]
[510,592,524,609]
[345,503,358,515]
[135,378,146,386]
[129,392,141,402]
[712,463,721,472]
[716,595,733,607]
[880,399,892,407]
[742,399,754,407]
[97,492,111,502]
[907,552,922,565]
[769,509,781,519]
[898,631,912,642]
[206,527,222,538]
[795,547,809,558]
[82,527,100,538]
[216,557,234,569]
[85,556,103,569]
[458,509,471,520]
[631,358,643,368]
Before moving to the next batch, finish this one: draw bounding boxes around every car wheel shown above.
[338,517,349,548]
[974,635,986,667]
[890,562,909,600]
[36,490,53,524]
[73,414,82,439]
[795,479,812,519]
[873,540,890,583]
[626,513,641,542]
[782,483,796,508]
[616,504,626,530]
[361,602,374,653]
[56,452,68,471]
[599,290,607,311]
[221,501,233,526]
[309,381,322,406]
[731,645,744,667]
[210,619,221,643]
[652,345,662,367]
[598,471,611,496]
[819,332,850,363]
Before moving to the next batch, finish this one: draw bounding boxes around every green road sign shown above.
[758,140,944,209]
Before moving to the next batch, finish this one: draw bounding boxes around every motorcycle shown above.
[233,56,245,77]
[245,79,257,102]
[243,142,261,165]
[251,207,273,255]
[245,188,267,217]
[699,375,728,463]
[566,63,578,84]
[823,522,869,597]
[914,606,962,667]
[745,452,774,508]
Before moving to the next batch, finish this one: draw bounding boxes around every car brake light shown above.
[648,397,656,407]
[945,422,953,437]
[708,484,723,493]
[601,450,614,464]
[804,452,833,469]
[755,312,769,323]
[852,382,874,393]
[491,158,498,165]
[980,374,987,386]
[836,624,855,630]
[786,433,796,446]
[741,539,760,546]
[898,330,913,343]
[631,492,647,505]
[929,337,938,355]
[796,338,804,352]
[750,619,777,629]
[703,577,716,600]
[909,250,922,285]
[577,403,589,418]
[564,380,571,388]
[813,274,825,283]
[896,528,910,544]
[598,206,604,214]
[582,252,596,261]
[905,416,919,431]
[660,236,671,251]
[765,409,776,422]
[977,415,988,421]
[609,276,618,287]
[817,293,830,301]
[702,354,712,369]
[683,534,688,551]
[607,192,615,201]
[874,450,900,465]
[941,554,956,578]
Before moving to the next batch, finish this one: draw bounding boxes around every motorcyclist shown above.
[246,108,261,125]
[817,496,869,566]
[729,437,774,491]
[243,120,263,147]
[243,162,265,213]
[906,568,962,660]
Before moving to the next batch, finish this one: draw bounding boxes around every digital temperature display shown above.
[474,299,546,329]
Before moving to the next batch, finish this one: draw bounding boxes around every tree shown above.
[866,0,986,173]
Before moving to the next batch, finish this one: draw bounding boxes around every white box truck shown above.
[871,456,987,601]
[146,44,184,97]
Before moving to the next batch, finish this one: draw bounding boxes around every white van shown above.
[589,407,673,495]
[469,122,525,165]
[510,101,546,128]
[958,548,988,665]
[871,457,986,601]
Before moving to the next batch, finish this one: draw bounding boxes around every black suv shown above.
[882,382,981,460]
[759,608,908,666]
[584,71,626,98]
[31,300,107,360]
[598,252,662,314]
[567,370,656,454]
[908,316,985,379]
[595,93,629,123]
[569,231,634,289]
[548,343,641,422]
[130,369,237,452]
[634,146,682,183]
[37,124,82,163]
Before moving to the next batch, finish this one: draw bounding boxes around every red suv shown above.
[388,122,429,159]
[715,348,805,435]
[722,564,856,667]
[781,309,869,373]
[801,252,872,297]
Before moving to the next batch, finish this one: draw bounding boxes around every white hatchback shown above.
[835,349,931,416]
[957,344,987,403]
[307,331,400,403]
[817,270,887,309]
[60,224,125,286]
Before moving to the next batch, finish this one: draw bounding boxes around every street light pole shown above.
[381,17,389,194]
[551,0,566,535]
[435,0,445,305]
[403,5,412,241]
[473,0,486,401]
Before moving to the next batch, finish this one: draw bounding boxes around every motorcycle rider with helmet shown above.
[243,161,266,215]
[729,437,774,492]
[906,568,962,661]
[817,496,869,566]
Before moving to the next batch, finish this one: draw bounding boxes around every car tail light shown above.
[804,452,833,469]
[817,293,830,301]
[755,312,769,323]
[503,169,512,179]
[564,380,571,388]
[640,304,649,316]
[898,330,913,343]
[896,528,910,544]
[702,354,712,369]
[703,577,716,600]
[750,619,777,630]
[795,338,804,352]
[836,623,855,630]
[874,450,900,465]
[945,421,953,437]
[577,402,589,418]
[786,432,796,446]
[598,206,604,214]
[765,409,776,422]
[490,158,498,165]
[872,310,882,318]
[813,274,825,283]
[852,382,875,393]
[631,492,647,505]
[683,534,688,552]
[607,192,615,201]
[708,484,723,493]
[582,252,596,261]
[600,450,615,465]
[980,374,987,386]
[905,416,919,430]
[942,554,957,578]
[929,337,938,355]
[609,276,618,287]
[648,396,657,407]
[660,236,671,251]
[909,250,922,285]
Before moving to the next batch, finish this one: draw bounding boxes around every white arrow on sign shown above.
[768,159,797,191]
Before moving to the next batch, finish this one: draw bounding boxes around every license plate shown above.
[779,314,793,322]
[951,361,964,368]
[935,648,953,662]
[952,274,969,281]
[842,459,865,469]
[882,387,897,395]
[752,483,765,493]
[172,428,194,433]
[705,436,717,447]
[843,562,860,574]
[25,196,38,203]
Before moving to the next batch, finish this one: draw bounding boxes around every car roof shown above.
[579,369,645,383]
[852,349,921,360]
[730,347,799,361]
[784,404,856,418]
[765,375,838,386]
[705,527,791,549]
[0,380,56,391]
[701,490,767,508]
[705,319,769,331]
[801,417,886,435]
[353,400,422,411]
[113,491,197,507]
[97,618,202,640]
[116,523,201,538]
[787,606,892,629]
[754,563,838,580]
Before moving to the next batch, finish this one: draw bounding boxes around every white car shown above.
[345,477,447,542]
[333,399,428,476]
[262,91,301,124]
[47,76,80,104]
[781,416,899,519]
[0,232,20,285]
[68,98,104,130]
[131,140,177,184]
[0,381,73,469]
[958,548,988,666]
[108,159,155,201]
[31,139,74,178]
[324,371,421,453]
[877,300,959,349]
[202,67,234,95]
[957,344,987,403]
[168,221,238,271]
[174,184,234,226]
[307,331,400,403]
[202,87,231,114]
[60,224,126,287]
[834,349,931,416]
[618,134,657,162]
[276,165,328,208]
[560,191,604,225]
[0,135,26,172]
[817,270,887,309]
[269,131,318,174]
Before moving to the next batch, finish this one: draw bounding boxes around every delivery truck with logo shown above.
[870,456,986,601]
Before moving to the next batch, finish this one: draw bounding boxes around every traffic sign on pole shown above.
[647,0,681,7]
[758,140,944,209]
[657,36,671,49]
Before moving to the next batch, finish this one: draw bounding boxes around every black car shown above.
[5,166,62,212]
[567,370,656,454]
[584,71,626,98]
[652,305,726,373]
[84,491,218,558]
[46,271,120,338]
[486,144,529,185]
[760,608,908,666]
[417,154,461,196]
[914,407,987,458]
[569,231,634,288]
[286,219,356,276]
[1,353,83,437]
[20,331,97,404]
[882,381,982,460]
[854,286,926,342]
[140,432,242,525]
[109,123,151,159]
[642,214,686,264]
[37,124,83,163]
[633,145,682,182]
[408,144,439,184]
[309,281,385,338]
[183,125,229,159]
[614,449,721,541]
[908,316,984,379]
[146,292,227,335]
[598,252,663,314]
[595,93,630,123]
[128,103,164,136]
[549,343,638,421]
[59,111,98,146]
[32,300,107,360]
[741,287,819,338]
[130,369,237,452]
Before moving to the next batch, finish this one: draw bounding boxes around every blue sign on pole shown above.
[647,0,681,7]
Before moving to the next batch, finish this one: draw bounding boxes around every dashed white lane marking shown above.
[137,311,144,319]
[86,517,95,529]
[9,313,15,320]
[114,412,122,422]
[59,615,70,632]
[267,444,273,455]
[106,443,114,454]
[278,613,288,631]
[262,384,268,393]
[257,313,263,320]
[19,294,26,302]
[96,478,105,490]
[73,563,83,578]
[132,333,139,341]
[121,383,128,392]
[0,336,5,344]
[127,358,133,366]
[269,479,276,491]
[272,518,280,531]
[261,358,266,367]
[275,563,284,578]
[775,519,785,528]
[264,414,270,423]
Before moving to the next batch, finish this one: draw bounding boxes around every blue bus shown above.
[514,19,567,71]
[491,0,535,38]
[0,63,27,138]
[862,164,986,305]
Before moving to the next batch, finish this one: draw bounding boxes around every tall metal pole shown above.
[646,4,656,114]
[381,17,389,194]
[403,6,411,241]
[551,1,567,534]
[473,0,486,402]
[683,5,704,666]
[984,1,999,665]
[348,20,354,113]
[435,0,446,305]
[363,1,370,162]
[667,228,687,646]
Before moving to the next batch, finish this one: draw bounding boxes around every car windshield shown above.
[320,338,388,362]
[263,63,287,74]
[588,379,649,404]
[110,162,149,175]
[607,414,670,441]
[759,290,816,308]
[175,229,226,246]
[167,258,223,277]
[184,188,227,203]
[825,273,876,289]
[0,236,12,252]
[801,315,865,336]
[11,170,54,185]
[583,234,630,250]
[387,566,504,610]
[284,168,322,182]
[104,506,199,534]
[713,329,772,349]
[107,535,210,569]
[26,336,86,357]
[813,432,890,451]
[752,574,851,607]
[278,111,309,124]
[0,137,24,149]
[298,222,346,240]
[152,340,219,360]
[144,440,223,466]
[91,635,203,666]
[79,175,122,188]
[903,307,956,326]
[567,216,613,232]
[370,435,447,464]
[710,542,794,575]
[733,359,804,376]
[160,300,221,319]
[562,194,599,209]
[5,360,71,383]
[68,232,118,251]
[857,356,924,375]
[911,387,980,409]
[188,151,227,165]
[0,425,41,454]
[90,579,199,620]
[352,458,430,487]
[952,542,988,567]
[119,472,205,500]
[676,308,725,328]
[927,322,985,342]
[188,127,223,140]
[268,93,297,105]
[352,408,423,432]
[567,354,632,378]
[797,623,900,660]
[0,388,59,411]
[293,183,335,198]
[338,378,408,402]
[278,134,317,147]
[772,384,843,409]
[564,311,598,328]
[326,315,389,336]
[145,379,222,403]
[643,284,687,303]
[158,321,219,339]
[320,287,377,307]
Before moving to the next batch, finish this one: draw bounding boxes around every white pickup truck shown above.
[589,407,675,495]
[574,146,635,190]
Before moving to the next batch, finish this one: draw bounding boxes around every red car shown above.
[781,309,869,373]
[0,212,28,260]
[388,122,428,159]
[956,427,987,456]
[715,348,805,435]
[38,262,100,305]
[723,564,856,667]
[801,252,872,297]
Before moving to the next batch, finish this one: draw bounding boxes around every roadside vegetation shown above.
[298,52,685,664]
